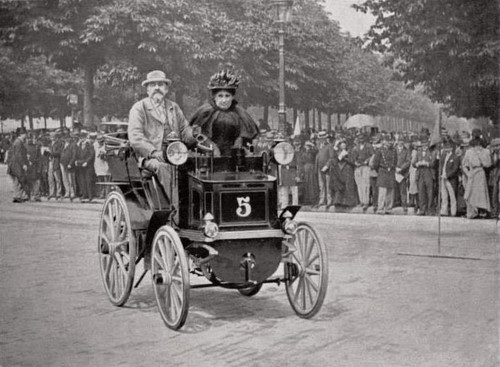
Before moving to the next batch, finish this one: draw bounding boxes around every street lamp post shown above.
[271,0,293,135]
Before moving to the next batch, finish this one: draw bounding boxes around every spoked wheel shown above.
[151,226,190,330]
[238,283,263,297]
[285,222,328,318]
[98,191,136,306]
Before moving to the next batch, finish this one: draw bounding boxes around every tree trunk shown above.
[317,109,322,131]
[263,105,269,127]
[312,108,316,130]
[28,111,34,130]
[327,112,332,132]
[304,108,310,133]
[337,113,341,128]
[44,116,47,129]
[83,64,96,129]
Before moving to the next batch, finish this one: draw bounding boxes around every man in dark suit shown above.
[75,131,95,203]
[7,127,29,202]
[46,131,63,200]
[373,134,397,214]
[60,132,78,200]
[395,137,412,213]
[412,139,437,215]
[439,138,460,216]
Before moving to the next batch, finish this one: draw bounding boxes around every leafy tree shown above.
[355,0,500,124]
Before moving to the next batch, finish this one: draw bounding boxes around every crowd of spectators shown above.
[4,126,111,203]
[257,126,499,219]
[3,123,499,220]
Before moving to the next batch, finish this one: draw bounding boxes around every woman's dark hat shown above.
[207,70,240,90]
[142,70,172,87]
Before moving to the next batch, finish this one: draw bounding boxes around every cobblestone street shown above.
[0,165,498,367]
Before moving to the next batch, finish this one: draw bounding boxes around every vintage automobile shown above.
[97,129,328,330]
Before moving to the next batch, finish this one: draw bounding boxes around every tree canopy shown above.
[0,0,440,128]
[355,0,500,124]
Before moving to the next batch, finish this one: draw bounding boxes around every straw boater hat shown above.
[141,70,172,87]
[318,130,328,139]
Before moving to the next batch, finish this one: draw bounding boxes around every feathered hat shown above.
[207,70,240,90]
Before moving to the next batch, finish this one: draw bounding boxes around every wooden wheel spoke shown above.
[158,237,171,272]
[305,266,320,276]
[170,284,182,314]
[153,252,165,270]
[114,252,128,277]
[305,273,319,293]
[293,276,304,305]
[102,213,113,231]
[306,253,320,268]
[304,232,315,261]
[304,274,317,303]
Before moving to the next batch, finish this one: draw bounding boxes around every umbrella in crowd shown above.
[343,114,375,129]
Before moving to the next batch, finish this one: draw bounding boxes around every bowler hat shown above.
[142,70,172,87]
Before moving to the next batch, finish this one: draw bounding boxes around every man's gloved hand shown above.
[150,150,165,163]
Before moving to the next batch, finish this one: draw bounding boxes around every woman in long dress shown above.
[330,140,359,207]
[461,136,492,218]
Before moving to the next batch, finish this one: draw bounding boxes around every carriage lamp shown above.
[165,141,188,166]
[281,211,298,235]
[202,213,219,240]
[272,141,294,165]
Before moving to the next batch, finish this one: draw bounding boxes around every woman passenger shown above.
[189,70,259,156]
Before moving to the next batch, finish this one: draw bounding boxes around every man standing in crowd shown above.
[412,138,437,216]
[278,137,300,209]
[75,131,95,203]
[369,135,380,213]
[7,127,29,202]
[299,140,318,205]
[439,137,460,216]
[394,136,412,213]
[314,131,334,208]
[60,131,77,201]
[46,131,63,200]
[373,134,397,214]
[94,134,111,199]
[26,132,42,202]
[128,70,196,206]
[352,133,373,212]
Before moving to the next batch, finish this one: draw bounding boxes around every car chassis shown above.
[97,131,328,330]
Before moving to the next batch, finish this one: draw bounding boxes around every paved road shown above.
[0,165,498,367]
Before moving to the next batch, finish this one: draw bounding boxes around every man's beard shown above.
[151,90,164,103]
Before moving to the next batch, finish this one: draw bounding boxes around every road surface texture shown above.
[0,165,498,367]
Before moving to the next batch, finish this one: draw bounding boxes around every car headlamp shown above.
[202,213,219,240]
[165,141,188,166]
[272,142,294,165]
[282,218,298,235]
